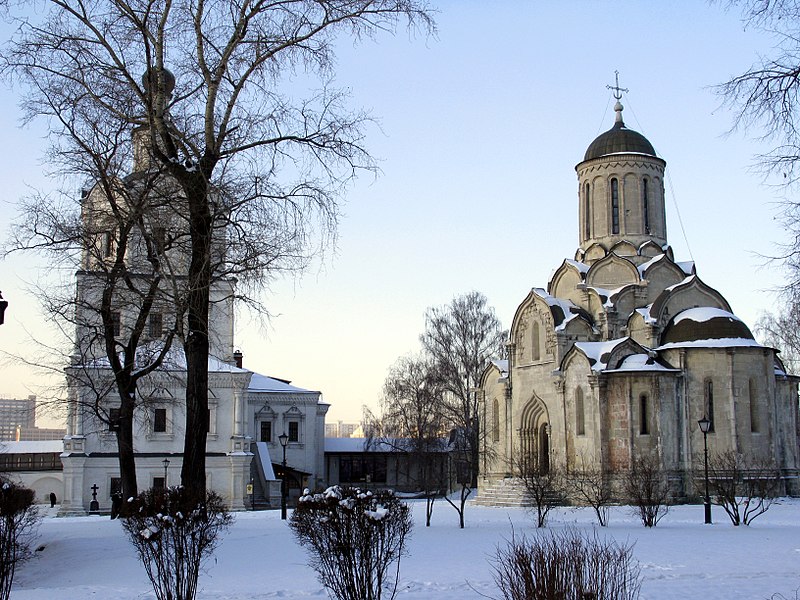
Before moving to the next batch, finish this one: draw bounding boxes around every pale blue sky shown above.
[0,2,790,422]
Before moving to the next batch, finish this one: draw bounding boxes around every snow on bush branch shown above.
[291,486,412,600]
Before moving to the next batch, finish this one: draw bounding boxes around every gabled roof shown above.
[565,337,654,372]
[530,288,592,331]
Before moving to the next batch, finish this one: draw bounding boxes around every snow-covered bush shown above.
[491,528,641,600]
[0,479,39,600]
[290,486,412,600]
[121,486,232,600]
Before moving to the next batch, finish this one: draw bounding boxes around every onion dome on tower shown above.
[584,100,657,161]
[575,75,668,266]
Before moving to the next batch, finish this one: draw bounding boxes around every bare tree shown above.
[378,354,447,526]
[515,456,564,528]
[755,305,800,373]
[623,453,671,528]
[420,291,506,526]
[3,0,434,496]
[7,151,188,497]
[568,458,614,527]
[701,450,781,526]
[714,1,800,299]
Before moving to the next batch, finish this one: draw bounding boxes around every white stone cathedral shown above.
[477,93,800,503]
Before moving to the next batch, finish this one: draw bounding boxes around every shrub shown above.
[624,454,671,527]
[0,479,40,600]
[516,458,565,528]
[701,450,780,526]
[290,486,412,600]
[568,464,614,527]
[490,528,641,600]
[120,486,232,600]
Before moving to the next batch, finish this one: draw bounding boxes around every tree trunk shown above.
[116,384,138,499]
[180,176,213,497]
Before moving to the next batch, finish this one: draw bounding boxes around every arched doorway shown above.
[519,396,550,476]
[539,423,550,475]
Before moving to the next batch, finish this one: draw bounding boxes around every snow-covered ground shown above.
[12,499,800,599]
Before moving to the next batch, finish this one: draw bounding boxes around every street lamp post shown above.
[278,432,288,520]
[698,416,712,524]
[162,458,170,488]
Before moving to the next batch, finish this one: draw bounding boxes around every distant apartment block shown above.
[0,396,36,441]
[0,396,65,441]
[325,421,363,438]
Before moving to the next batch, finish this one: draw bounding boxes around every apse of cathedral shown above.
[477,88,800,503]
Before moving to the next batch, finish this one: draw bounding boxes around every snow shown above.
[13,499,800,599]
[673,306,742,325]
[606,353,679,373]
[247,372,318,394]
[531,288,584,331]
[253,442,276,479]
[0,441,62,454]
[657,338,763,351]
[573,338,630,371]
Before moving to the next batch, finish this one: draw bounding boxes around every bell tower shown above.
[575,75,667,266]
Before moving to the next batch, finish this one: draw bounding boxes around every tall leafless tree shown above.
[419,290,506,526]
[378,353,447,526]
[2,0,434,497]
[716,1,800,297]
[754,305,800,373]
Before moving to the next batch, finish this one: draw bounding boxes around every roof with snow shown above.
[661,307,756,347]
[532,288,591,331]
[0,440,63,454]
[324,437,448,453]
[572,339,631,371]
[248,372,318,394]
[81,344,250,374]
[605,353,679,373]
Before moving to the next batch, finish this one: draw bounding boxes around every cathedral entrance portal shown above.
[520,397,550,476]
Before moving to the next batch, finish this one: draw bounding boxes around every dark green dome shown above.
[660,307,754,346]
[583,101,656,161]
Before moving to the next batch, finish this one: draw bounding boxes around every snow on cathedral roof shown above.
[659,306,761,350]
[572,339,628,371]
[532,288,587,331]
[605,353,679,373]
[490,359,508,377]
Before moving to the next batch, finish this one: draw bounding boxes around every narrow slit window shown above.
[575,388,585,436]
[639,394,650,435]
[611,178,620,234]
[584,182,591,239]
[749,379,760,433]
[704,379,715,432]
[642,178,650,233]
